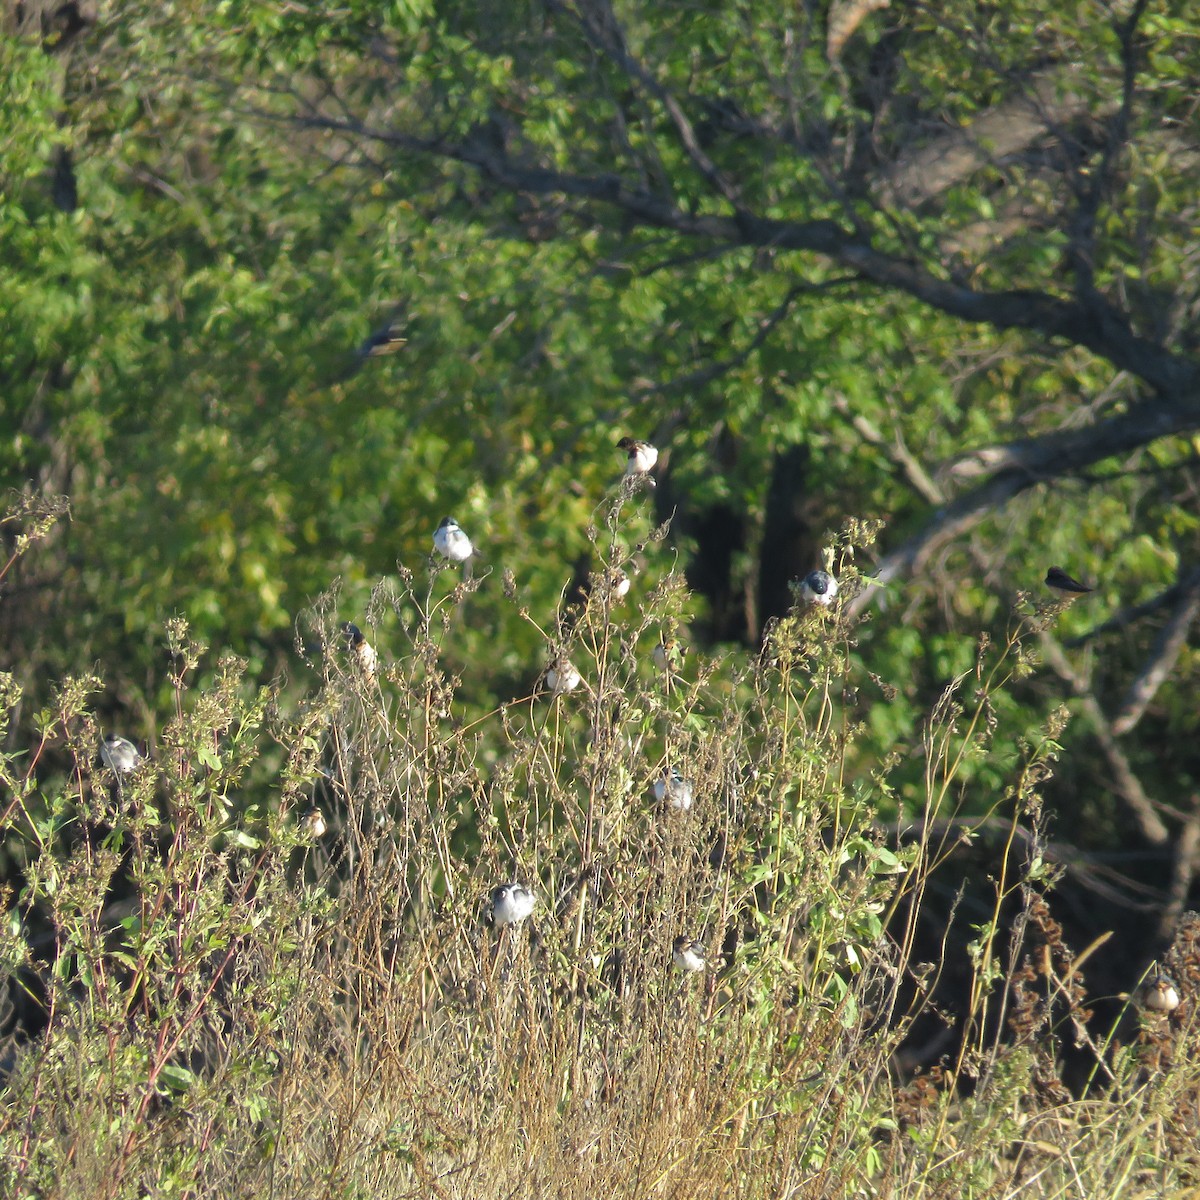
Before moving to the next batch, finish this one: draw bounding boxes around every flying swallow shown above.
[1044,566,1093,595]
[799,569,839,606]
[489,882,536,927]
[355,317,407,361]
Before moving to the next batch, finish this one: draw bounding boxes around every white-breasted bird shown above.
[799,569,839,607]
[342,621,378,679]
[1140,972,1181,1013]
[617,436,659,481]
[489,883,536,927]
[300,808,327,839]
[546,658,583,695]
[652,635,685,672]
[434,516,474,565]
[100,734,143,775]
[672,935,706,973]
[606,567,631,601]
[653,766,694,811]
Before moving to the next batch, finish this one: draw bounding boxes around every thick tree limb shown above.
[848,393,1200,615]
[275,99,1200,398]
[879,66,1116,209]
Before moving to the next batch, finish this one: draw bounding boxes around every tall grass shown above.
[1,502,1197,1198]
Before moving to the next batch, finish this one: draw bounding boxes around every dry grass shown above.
[2,510,1198,1199]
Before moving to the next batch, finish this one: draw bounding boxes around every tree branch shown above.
[268,97,1200,398]
[849,393,1200,614]
[1036,633,1169,846]
[1111,567,1200,736]
[1065,567,1200,648]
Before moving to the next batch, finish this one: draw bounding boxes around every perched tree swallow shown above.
[300,808,327,839]
[434,516,474,564]
[799,570,839,606]
[653,766,694,811]
[1044,566,1093,595]
[100,734,143,775]
[617,436,659,482]
[546,658,583,695]
[652,635,685,672]
[672,935,706,973]
[606,567,631,601]
[489,883,536,927]
[1140,972,1181,1013]
[342,621,378,679]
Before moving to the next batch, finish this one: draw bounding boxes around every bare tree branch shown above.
[1111,567,1200,735]
[1036,633,1169,846]
[635,277,856,400]
[1158,805,1200,945]
[831,395,945,506]
[1066,567,1200,648]
[848,393,1200,615]
[558,0,742,207]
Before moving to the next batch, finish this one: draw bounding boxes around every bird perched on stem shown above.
[342,621,378,679]
[434,516,475,579]
[489,883,536,927]
[1139,972,1181,1013]
[799,569,839,607]
[605,566,631,601]
[546,658,583,695]
[617,436,658,484]
[1044,566,1093,595]
[300,808,327,839]
[100,734,143,775]
[653,766,694,811]
[652,633,685,672]
[672,935,706,973]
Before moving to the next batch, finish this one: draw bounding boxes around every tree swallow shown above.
[434,516,474,565]
[546,658,583,695]
[652,635,685,672]
[672,935,706,973]
[300,808,327,839]
[799,570,838,606]
[342,621,378,679]
[606,567,631,601]
[100,734,143,775]
[489,883,536,927]
[653,766,694,811]
[1044,566,1093,595]
[617,436,659,481]
[1140,972,1181,1013]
